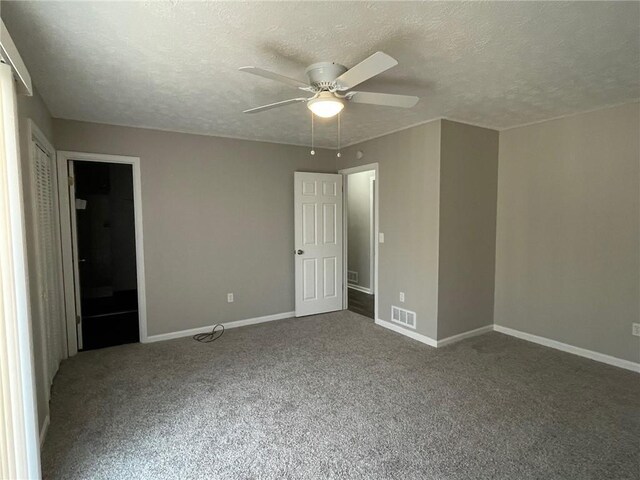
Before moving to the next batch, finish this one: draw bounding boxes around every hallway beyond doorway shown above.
[347,288,374,319]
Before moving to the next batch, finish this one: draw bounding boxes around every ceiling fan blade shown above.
[243,97,308,114]
[239,66,310,89]
[347,91,419,108]
[334,52,398,91]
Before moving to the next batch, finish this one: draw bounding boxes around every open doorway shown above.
[341,164,378,320]
[58,152,147,354]
[72,161,138,350]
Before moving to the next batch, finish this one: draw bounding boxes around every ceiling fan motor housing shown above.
[305,62,348,90]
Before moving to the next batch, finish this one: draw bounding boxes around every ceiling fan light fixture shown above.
[307,92,344,118]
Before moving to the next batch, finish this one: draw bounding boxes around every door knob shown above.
[296,249,304,255]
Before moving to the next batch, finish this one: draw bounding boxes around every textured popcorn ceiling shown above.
[2,1,639,148]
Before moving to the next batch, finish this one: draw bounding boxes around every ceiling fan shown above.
[239,51,419,118]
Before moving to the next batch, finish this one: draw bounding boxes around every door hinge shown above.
[68,175,75,187]
[76,315,81,325]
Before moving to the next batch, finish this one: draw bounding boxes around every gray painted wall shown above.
[16,88,55,432]
[437,120,499,339]
[338,121,442,339]
[347,170,375,290]
[495,102,640,363]
[53,119,335,336]
[19,97,638,444]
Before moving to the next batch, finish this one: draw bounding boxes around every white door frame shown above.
[56,151,148,355]
[339,163,379,321]
[368,176,375,295]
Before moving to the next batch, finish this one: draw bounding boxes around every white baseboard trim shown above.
[436,325,494,348]
[145,311,295,343]
[375,318,437,347]
[375,319,493,348]
[494,325,640,373]
[348,284,372,295]
[39,414,50,446]
[374,319,639,372]
[144,309,639,373]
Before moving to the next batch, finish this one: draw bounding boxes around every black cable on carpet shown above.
[193,324,224,343]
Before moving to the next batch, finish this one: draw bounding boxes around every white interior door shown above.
[294,172,343,316]
[67,161,83,350]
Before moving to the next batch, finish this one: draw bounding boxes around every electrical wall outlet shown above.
[632,323,640,337]
[399,292,405,303]
[227,293,234,303]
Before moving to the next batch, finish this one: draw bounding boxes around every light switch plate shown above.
[379,232,385,243]
[227,293,234,303]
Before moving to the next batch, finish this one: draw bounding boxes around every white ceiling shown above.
[2,1,639,148]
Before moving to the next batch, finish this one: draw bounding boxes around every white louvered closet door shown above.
[33,142,65,388]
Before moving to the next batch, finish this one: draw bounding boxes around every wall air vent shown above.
[391,306,416,329]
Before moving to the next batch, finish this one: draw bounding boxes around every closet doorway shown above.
[58,152,147,354]
[27,120,66,404]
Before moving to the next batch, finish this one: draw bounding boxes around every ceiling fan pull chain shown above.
[336,112,342,158]
[310,111,315,156]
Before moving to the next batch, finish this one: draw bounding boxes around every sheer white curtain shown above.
[0,62,41,479]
